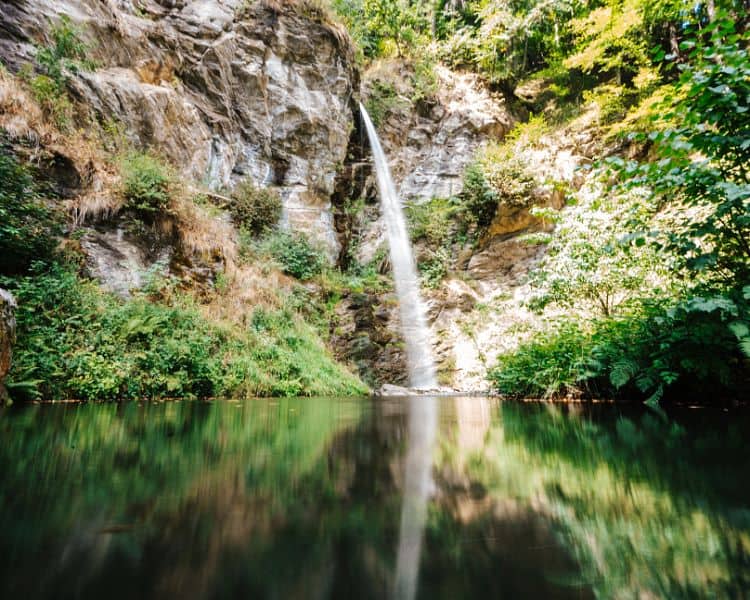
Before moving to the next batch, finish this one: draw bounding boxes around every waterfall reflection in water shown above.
[393,396,438,600]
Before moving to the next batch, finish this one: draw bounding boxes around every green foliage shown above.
[461,135,538,230]
[229,179,282,234]
[0,148,60,274]
[564,0,648,83]
[22,15,92,128]
[26,73,73,128]
[611,16,750,286]
[405,196,461,246]
[361,0,430,57]
[405,197,469,287]
[489,320,592,398]
[419,246,451,288]
[35,15,90,88]
[583,83,640,124]
[262,231,330,280]
[461,162,499,228]
[526,189,671,317]
[363,79,405,126]
[491,292,750,401]
[0,263,366,401]
[410,57,439,104]
[120,152,173,215]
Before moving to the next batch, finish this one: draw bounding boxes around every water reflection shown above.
[0,398,748,599]
[394,396,438,600]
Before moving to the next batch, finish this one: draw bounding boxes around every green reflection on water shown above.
[440,402,750,599]
[0,398,748,599]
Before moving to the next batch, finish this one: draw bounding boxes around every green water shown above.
[0,397,748,599]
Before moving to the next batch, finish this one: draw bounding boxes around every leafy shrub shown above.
[263,231,329,280]
[364,80,405,126]
[479,153,537,208]
[504,113,551,146]
[410,57,438,104]
[0,149,60,274]
[490,290,750,403]
[0,262,366,400]
[27,73,73,128]
[583,84,640,125]
[405,197,468,287]
[405,197,458,246]
[121,153,173,214]
[489,320,593,398]
[419,247,451,288]
[229,179,282,234]
[461,135,539,230]
[36,15,89,88]
[461,162,499,228]
[21,16,92,128]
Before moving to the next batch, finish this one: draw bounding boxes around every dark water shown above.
[1,397,749,599]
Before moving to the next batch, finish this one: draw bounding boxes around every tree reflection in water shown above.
[0,398,748,599]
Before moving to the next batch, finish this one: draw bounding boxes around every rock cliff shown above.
[0,0,358,258]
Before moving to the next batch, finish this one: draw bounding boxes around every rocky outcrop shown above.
[80,222,173,298]
[0,0,359,258]
[330,290,408,387]
[0,288,17,402]
[364,63,513,203]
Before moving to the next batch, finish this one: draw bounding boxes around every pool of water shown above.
[1,397,748,599]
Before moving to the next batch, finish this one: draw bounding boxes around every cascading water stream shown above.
[359,104,437,390]
[360,103,438,600]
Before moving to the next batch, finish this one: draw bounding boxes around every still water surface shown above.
[1,397,749,599]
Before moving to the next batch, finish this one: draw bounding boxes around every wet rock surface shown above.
[330,291,408,388]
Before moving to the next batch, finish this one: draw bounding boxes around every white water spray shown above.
[359,104,437,389]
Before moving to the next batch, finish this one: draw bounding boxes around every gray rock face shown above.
[355,63,513,267]
[365,64,513,204]
[0,0,358,258]
[80,224,172,298]
[0,288,17,401]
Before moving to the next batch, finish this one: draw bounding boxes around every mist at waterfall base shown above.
[359,103,437,390]
[360,104,439,600]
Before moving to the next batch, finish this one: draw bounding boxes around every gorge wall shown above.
[1,0,358,259]
[1,0,594,391]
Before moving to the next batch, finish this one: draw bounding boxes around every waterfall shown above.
[359,104,438,390]
[360,104,439,600]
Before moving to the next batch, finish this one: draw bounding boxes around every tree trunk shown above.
[706,0,716,22]
[669,22,679,57]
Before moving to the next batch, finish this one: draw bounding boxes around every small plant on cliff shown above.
[36,16,90,88]
[229,179,282,234]
[262,231,329,280]
[22,16,93,128]
[120,152,173,215]
[410,57,438,104]
[461,162,499,229]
